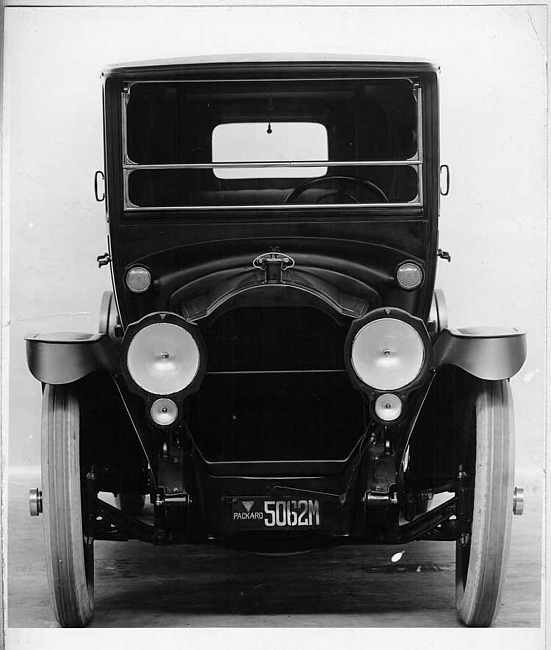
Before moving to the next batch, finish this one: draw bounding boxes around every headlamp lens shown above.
[127,322,200,394]
[374,393,403,422]
[150,398,178,426]
[396,262,423,290]
[351,318,425,390]
[126,266,152,293]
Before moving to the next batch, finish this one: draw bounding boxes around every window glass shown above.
[128,166,418,207]
[211,122,328,179]
[125,78,420,208]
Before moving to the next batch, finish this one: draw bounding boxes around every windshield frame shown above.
[120,75,424,212]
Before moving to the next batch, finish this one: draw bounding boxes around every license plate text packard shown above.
[232,499,321,527]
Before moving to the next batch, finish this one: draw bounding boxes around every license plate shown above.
[231,498,321,530]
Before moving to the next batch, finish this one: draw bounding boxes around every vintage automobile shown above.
[26,54,527,628]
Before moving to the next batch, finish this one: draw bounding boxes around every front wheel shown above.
[455,380,515,627]
[42,384,95,627]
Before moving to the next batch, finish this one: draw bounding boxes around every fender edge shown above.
[25,332,119,385]
[432,327,527,380]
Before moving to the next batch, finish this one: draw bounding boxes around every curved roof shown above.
[103,53,438,78]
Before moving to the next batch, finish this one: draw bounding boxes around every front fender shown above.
[433,327,526,380]
[25,332,119,385]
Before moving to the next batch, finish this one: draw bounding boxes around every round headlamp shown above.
[374,394,403,422]
[150,398,178,426]
[126,266,152,293]
[396,262,423,290]
[351,317,425,390]
[126,322,200,395]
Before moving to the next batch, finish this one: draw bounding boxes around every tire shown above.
[455,380,514,627]
[42,384,94,627]
[98,290,122,342]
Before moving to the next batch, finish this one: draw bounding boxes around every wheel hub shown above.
[513,487,524,515]
[29,488,43,516]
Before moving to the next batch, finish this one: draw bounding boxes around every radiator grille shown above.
[202,306,347,372]
[186,307,365,461]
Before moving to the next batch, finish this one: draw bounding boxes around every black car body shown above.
[26,55,526,628]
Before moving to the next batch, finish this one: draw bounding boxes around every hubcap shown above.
[513,486,524,516]
[29,488,43,516]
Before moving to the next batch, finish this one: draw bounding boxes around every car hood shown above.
[119,235,427,326]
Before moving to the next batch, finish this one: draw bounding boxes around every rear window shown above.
[124,78,422,210]
[211,122,328,179]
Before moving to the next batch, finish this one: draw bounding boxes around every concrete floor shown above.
[7,468,542,628]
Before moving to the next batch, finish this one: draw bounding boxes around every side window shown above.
[211,122,328,179]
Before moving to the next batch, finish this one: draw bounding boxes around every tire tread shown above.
[42,384,94,627]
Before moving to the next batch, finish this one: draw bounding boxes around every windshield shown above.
[124,78,421,210]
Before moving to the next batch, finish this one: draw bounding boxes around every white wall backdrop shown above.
[4,6,547,484]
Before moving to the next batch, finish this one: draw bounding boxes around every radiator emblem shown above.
[253,249,295,284]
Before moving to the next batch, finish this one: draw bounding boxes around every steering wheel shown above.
[284,175,389,205]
